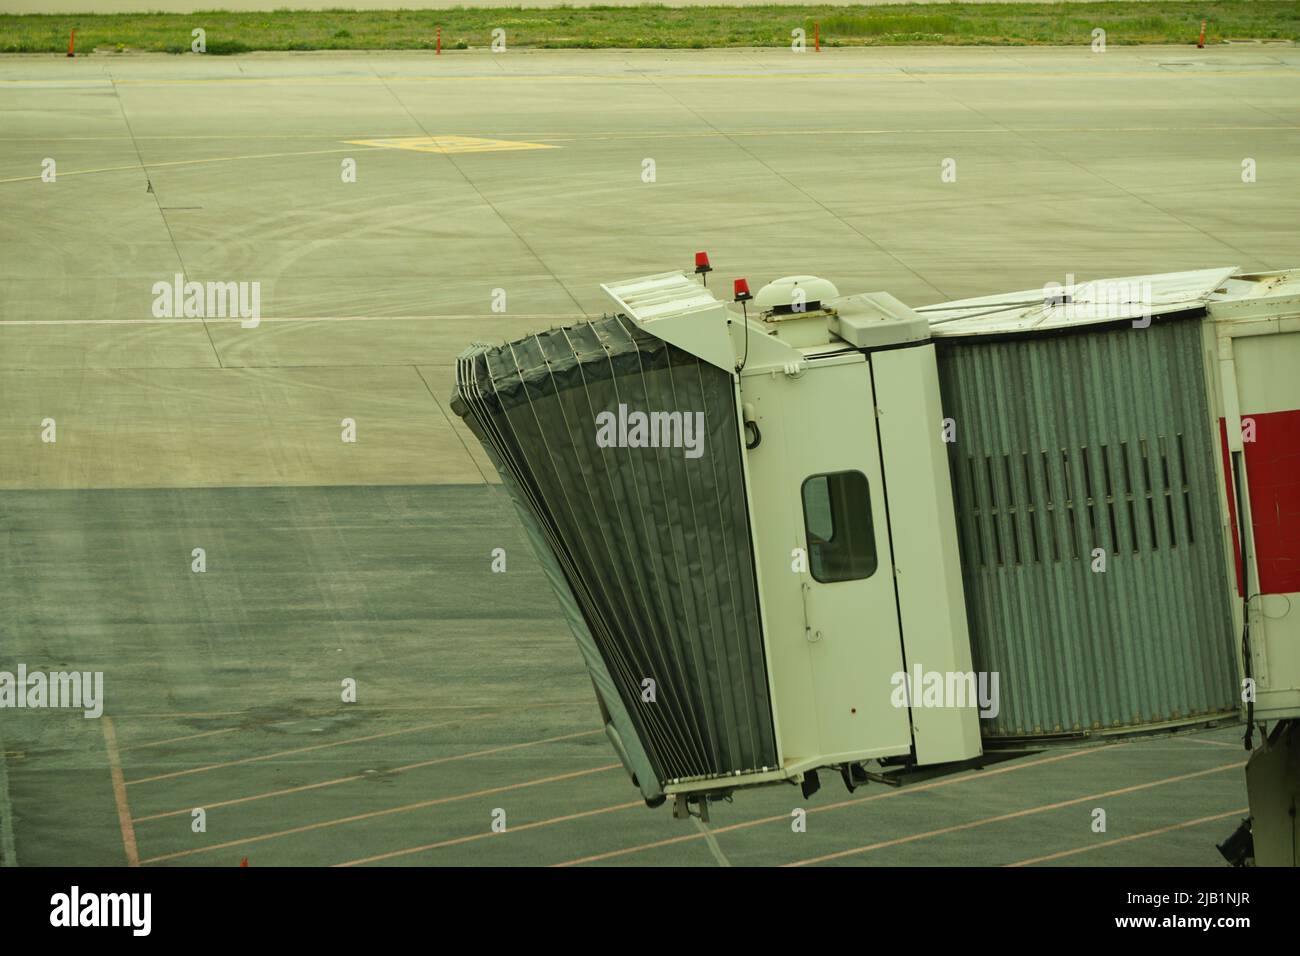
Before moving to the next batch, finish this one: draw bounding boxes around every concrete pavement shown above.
[3,46,1298,489]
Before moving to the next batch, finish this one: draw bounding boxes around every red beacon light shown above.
[733,278,752,302]
[694,251,712,275]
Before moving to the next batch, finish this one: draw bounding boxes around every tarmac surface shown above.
[1,45,1296,865]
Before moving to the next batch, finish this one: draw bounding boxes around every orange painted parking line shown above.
[1176,735,1243,749]
[555,744,1119,866]
[1007,807,1249,866]
[112,711,250,719]
[101,718,140,867]
[340,701,590,711]
[785,760,1246,867]
[139,763,621,864]
[119,705,543,751]
[555,826,701,866]
[126,714,496,786]
[133,728,603,822]
[336,800,643,867]
[120,727,241,752]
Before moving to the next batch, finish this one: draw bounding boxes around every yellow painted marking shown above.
[3,124,1293,186]
[1,125,1296,144]
[344,135,558,154]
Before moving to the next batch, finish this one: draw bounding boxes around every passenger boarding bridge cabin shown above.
[453,261,1300,864]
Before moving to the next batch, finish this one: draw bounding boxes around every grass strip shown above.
[1,4,1297,55]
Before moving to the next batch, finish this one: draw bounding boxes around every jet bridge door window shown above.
[801,470,879,582]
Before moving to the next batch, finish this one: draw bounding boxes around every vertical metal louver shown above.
[936,315,1238,739]
[451,316,778,788]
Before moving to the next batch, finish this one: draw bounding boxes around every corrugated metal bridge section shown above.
[936,316,1239,739]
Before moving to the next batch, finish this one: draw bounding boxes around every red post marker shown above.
[437,27,442,55]
[1198,20,1206,49]
[67,29,75,58]
[815,23,820,53]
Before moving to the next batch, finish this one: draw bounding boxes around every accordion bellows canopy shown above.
[452,316,778,792]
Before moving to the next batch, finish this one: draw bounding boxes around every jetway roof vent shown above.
[754,275,839,316]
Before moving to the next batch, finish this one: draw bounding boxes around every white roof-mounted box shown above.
[827,291,930,349]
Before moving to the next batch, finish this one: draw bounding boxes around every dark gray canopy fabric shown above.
[452,316,778,792]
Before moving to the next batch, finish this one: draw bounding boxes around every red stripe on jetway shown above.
[1219,409,1300,596]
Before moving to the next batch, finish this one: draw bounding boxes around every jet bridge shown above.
[453,261,1300,861]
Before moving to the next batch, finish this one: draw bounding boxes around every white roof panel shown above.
[922,267,1238,337]
[602,271,721,322]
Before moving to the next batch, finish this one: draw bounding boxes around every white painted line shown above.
[0,146,385,184]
